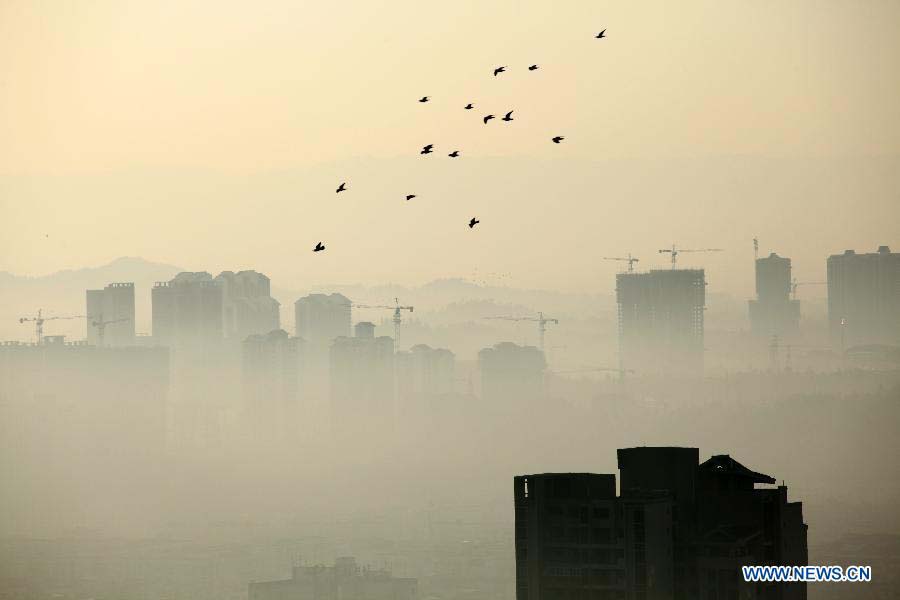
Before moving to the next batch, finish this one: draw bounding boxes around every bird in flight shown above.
[528,64,539,71]
[483,114,495,124]
[336,182,347,193]
[595,29,606,39]
[406,194,416,201]
[313,242,325,252]
[419,96,429,102]
[469,218,480,229]
[502,110,514,122]
[552,136,564,144]
[464,103,474,110]
[493,66,506,76]
[448,150,460,158]
[421,144,434,154]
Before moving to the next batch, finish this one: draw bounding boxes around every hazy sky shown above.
[1,0,898,294]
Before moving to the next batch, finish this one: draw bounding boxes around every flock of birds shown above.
[312,29,607,253]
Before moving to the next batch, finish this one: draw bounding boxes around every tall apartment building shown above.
[241,329,303,443]
[215,270,280,342]
[395,344,455,419]
[329,323,395,431]
[85,282,136,346]
[151,272,223,350]
[478,342,546,410]
[748,253,800,337]
[295,293,352,345]
[515,447,807,600]
[827,246,900,349]
[616,269,706,376]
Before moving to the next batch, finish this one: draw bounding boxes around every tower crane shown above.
[601,254,640,273]
[790,279,826,300]
[18,309,85,345]
[658,244,723,269]
[753,237,759,260]
[91,315,131,347]
[483,311,559,352]
[351,298,414,351]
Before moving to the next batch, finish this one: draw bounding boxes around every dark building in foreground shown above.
[515,447,807,600]
[749,253,800,337]
[616,270,706,377]
[827,246,900,349]
[249,557,416,600]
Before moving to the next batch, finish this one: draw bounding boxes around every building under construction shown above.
[615,269,705,376]
[748,253,800,337]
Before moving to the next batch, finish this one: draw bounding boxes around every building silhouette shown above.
[151,272,224,351]
[478,342,545,409]
[249,557,417,600]
[295,293,352,345]
[329,322,395,431]
[241,329,303,443]
[827,246,900,349]
[215,270,280,342]
[395,344,455,420]
[85,282,136,347]
[515,447,807,600]
[616,269,706,376]
[748,253,799,337]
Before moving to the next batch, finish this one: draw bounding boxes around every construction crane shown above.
[483,311,559,352]
[791,279,826,300]
[18,309,85,345]
[602,254,640,273]
[753,237,759,260]
[352,298,414,351]
[91,316,131,347]
[658,244,723,268]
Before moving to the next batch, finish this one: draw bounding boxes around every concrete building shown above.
[151,272,223,350]
[748,253,800,337]
[395,344,455,419]
[249,557,417,600]
[478,342,545,409]
[329,324,395,431]
[241,329,304,443]
[295,293,352,346]
[514,448,807,600]
[85,282,136,347]
[827,246,900,349]
[215,270,280,342]
[616,269,706,377]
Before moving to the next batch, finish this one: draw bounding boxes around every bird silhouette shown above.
[595,29,606,39]
[448,150,460,158]
[493,66,506,76]
[528,64,539,71]
[552,136,564,143]
[483,114,495,124]
[469,218,480,229]
[421,144,434,154]
[464,103,474,110]
[336,182,347,193]
[313,242,325,252]
[406,194,416,201]
[502,111,514,122]
[419,96,429,102]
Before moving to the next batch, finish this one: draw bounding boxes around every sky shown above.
[1,0,898,295]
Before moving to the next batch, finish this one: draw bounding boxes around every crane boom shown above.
[658,244,723,268]
[483,311,559,352]
[602,254,640,273]
[350,298,414,351]
[18,309,86,345]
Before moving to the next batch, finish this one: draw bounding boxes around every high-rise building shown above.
[827,246,900,349]
[85,282,136,346]
[395,344,455,419]
[329,324,394,431]
[216,270,280,342]
[514,447,807,600]
[616,269,706,376]
[241,329,303,443]
[249,557,417,600]
[748,253,800,337]
[295,293,352,345]
[151,272,223,350]
[478,342,545,409]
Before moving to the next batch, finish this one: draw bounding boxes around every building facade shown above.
[215,270,280,342]
[515,447,807,600]
[616,270,706,377]
[827,246,900,349]
[85,282,136,347]
[478,342,546,410]
[748,253,800,337]
[241,329,304,443]
[151,272,224,351]
[249,557,416,600]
